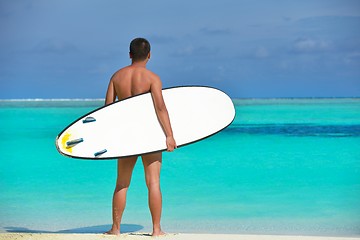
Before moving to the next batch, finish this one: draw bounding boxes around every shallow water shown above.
[0,98,359,236]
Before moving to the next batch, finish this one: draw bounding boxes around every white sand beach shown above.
[1,233,359,240]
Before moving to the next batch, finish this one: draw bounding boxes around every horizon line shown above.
[0,97,359,101]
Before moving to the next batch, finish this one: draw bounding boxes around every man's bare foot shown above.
[104,229,120,235]
[152,229,166,237]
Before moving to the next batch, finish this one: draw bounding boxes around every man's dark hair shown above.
[129,38,151,61]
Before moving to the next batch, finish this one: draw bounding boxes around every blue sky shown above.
[1,0,359,99]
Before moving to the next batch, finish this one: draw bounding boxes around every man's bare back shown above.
[107,64,158,100]
[104,38,176,236]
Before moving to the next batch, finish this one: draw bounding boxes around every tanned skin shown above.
[104,46,176,236]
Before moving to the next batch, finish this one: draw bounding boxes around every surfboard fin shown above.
[94,149,107,157]
[66,138,84,147]
[83,116,96,123]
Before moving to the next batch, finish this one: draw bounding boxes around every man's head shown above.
[129,38,151,62]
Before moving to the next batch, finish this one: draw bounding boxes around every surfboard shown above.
[55,86,235,160]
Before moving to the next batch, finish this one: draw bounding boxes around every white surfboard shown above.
[55,86,235,160]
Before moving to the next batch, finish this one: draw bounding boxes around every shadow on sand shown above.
[4,224,143,234]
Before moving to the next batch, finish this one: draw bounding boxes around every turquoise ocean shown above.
[0,98,359,236]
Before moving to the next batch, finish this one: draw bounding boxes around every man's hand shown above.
[166,136,177,152]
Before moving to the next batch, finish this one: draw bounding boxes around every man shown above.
[104,38,177,236]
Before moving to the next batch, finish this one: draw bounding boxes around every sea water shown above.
[0,98,359,236]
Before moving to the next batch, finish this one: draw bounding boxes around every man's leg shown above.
[141,152,164,236]
[106,156,137,235]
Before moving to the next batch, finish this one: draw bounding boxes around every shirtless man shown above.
[104,38,176,236]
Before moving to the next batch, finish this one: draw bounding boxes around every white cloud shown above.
[344,51,360,64]
[293,38,332,52]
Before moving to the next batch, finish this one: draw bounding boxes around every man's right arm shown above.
[150,76,177,152]
[105,79,116,105]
